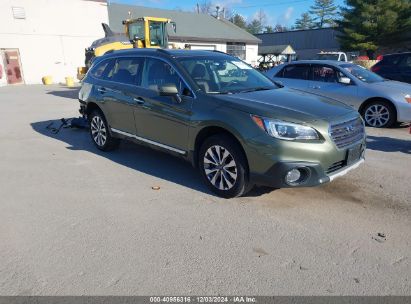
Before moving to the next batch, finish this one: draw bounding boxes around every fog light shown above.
[286,169,301,184]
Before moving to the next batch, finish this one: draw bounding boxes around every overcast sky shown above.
[111,0,346,27]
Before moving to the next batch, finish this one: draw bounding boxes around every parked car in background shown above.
[315,52,348,62]
[371,52,411,84]
[265,60,411,128]
[79,50,366,198]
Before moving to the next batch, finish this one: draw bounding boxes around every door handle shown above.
[97,87,106,94]
[133,97,145,105]
[311,85,321,89]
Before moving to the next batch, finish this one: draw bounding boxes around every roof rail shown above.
[156,48,172,55]
[212,50,227,55]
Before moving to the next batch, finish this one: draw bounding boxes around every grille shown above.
[330,118,365,149]
[326,160,345,174]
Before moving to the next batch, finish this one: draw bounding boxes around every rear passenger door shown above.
[98,57,144,135]
[274,64,311,90]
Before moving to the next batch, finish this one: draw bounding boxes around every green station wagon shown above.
[79,49,366,198]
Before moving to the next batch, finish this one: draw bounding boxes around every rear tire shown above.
[362,100,396,128]
[198,134,250,198]
[89,110,119,151]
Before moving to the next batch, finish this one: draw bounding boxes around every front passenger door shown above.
[132,58,194,153]
[307,64,359,108]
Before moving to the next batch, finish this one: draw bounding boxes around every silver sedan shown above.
[265,60,411,128]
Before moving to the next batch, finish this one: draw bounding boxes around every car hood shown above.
[214,88,355,123]
[366,80,411,94]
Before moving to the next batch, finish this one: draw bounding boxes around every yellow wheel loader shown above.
[77,17,175,80]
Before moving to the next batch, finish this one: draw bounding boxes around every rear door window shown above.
[383,55,402,66]
[399,55,411,68]
[106,57,144,85]
[282,65,310,80]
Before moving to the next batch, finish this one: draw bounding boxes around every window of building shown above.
[12,7,26,19]
[226,43,246,60]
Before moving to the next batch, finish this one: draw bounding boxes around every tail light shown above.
[371,65,381,72]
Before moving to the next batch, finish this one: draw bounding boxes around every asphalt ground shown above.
[0,85,410,295]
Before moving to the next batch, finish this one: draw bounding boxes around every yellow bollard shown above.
[42,76,53,85]
[65,76,74,87]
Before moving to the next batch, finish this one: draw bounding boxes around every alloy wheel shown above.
[203,145,238,190]
[90,116,107,146]
[364,104,390,127]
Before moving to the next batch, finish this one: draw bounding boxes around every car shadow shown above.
[366,135,411,154]
[46,87,80,100]
[31,119,215,195]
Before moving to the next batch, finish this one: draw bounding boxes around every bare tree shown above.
[197,1,213,14]
[255,9,267,27]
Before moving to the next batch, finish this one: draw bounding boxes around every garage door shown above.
[190,45,216,51]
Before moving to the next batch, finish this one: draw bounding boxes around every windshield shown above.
[178,57,277,94]
[316,54,339,61]
[341,64,384,83]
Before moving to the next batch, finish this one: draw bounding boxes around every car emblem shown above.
[345,125,354,132]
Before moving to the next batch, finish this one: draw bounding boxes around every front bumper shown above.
[250,157,364,188]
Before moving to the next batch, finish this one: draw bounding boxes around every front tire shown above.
[89,110,119,151]
[362,100,396,128]
[198,134,250,198]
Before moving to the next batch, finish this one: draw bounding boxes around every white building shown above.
[0,0,108,85]
[0,1,260,86]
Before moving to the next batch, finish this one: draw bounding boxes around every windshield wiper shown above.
[238,87,273,93]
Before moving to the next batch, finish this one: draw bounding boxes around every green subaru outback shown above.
[79,49,366,198]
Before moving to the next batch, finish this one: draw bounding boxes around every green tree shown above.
[264,25,274,33]
[247,19,263,34]
[337,0,411,59]
[309,0,338,28]
[274,24,288,32]
[294,12,316,29]
[229,14,247,29]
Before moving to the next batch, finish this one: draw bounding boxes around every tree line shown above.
[195,0,340,34]
[195,0,411,59]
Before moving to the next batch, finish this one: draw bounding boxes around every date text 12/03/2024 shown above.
[149,296,257,303]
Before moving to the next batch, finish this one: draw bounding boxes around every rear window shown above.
[281,65,309,80]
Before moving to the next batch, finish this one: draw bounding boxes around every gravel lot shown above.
[0,85,410,295]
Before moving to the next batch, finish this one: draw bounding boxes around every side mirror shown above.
[159,84,182,103]
[339,77,351,85]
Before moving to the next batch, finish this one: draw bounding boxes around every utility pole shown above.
[196,3,200,14]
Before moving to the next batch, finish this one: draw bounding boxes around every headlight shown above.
[251,115,319,140]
